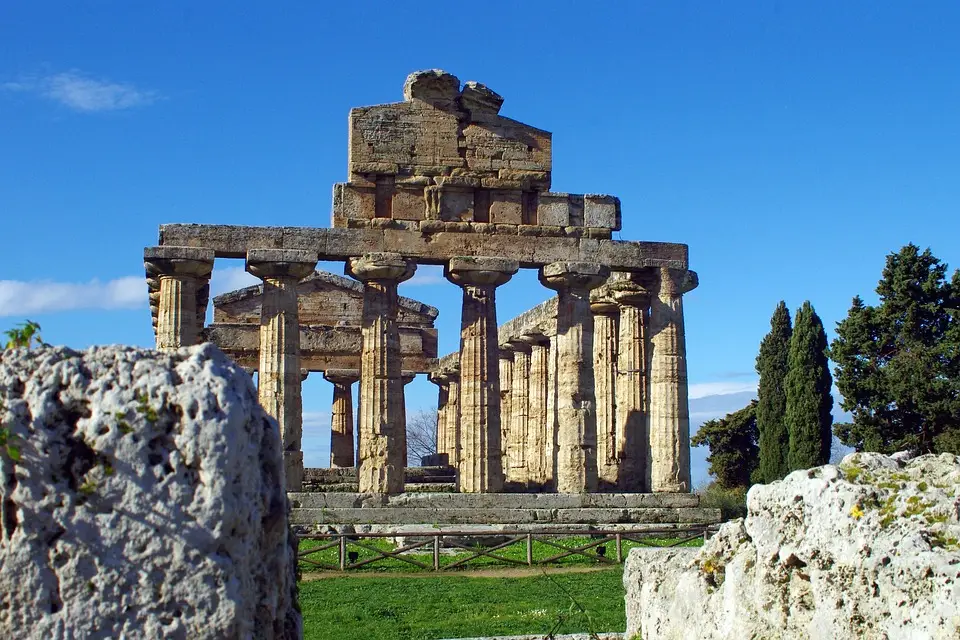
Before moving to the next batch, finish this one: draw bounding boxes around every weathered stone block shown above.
[391,186,426,221]
[439,187,474,222]
[332,183,376,228]
[0,345,300,639]
[584,194,621,230]
[537,193,571,227]
[489,190,523,224]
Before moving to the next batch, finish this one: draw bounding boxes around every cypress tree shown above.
[786,301,834,470]
[755,301,792,482]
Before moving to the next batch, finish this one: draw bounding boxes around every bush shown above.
[697,482,748,520]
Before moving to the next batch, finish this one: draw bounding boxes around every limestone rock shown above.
[624,451,960,639]
[0,345,300,639]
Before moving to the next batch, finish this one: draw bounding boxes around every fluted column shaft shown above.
[144,247,214,352]
[247,249,318,491]
[544,336,559,489]
[591,296,620,489]
[498,350,513,476]
[648,268,698,493]
[445,257,518,493]
[324,370,359,468]
[445,375,460,467]
[540,262,610,493]
[524,336,551,486]
[399,372,415,468]
[507,343,531,484]
[347,253,415,495]
[429,373,451,465]
[610,281,651,492]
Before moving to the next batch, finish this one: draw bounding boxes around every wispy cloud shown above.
[3,70,160,112]
[688,380,758,399]
[210,267,259,297]
[400,265,446,287]
[0,276,145,316]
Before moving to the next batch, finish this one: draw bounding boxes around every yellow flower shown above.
[850,504,865,520]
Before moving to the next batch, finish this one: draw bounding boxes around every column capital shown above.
[539,261,610,293]
[519,332,550,348]
[144,246,214,279]
[401,371,417,385]
[589,289,620,315]
[444,256,519,288]
[246,249,318,281]
[658,267,699,297]
[346,252,415,283]
[497,347,515,361]
[504,338,532,354]
[323,369,360,385]
[608,279,652,308]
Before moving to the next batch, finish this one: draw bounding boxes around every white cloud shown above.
[688,380,758,399]
[303,411,331,431]
[3,71,160,112]
[0,276,145,316]
[210,267,259,297]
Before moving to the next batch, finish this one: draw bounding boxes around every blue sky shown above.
[2,2,959,485]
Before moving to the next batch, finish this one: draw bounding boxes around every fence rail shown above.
[298,526,716,572]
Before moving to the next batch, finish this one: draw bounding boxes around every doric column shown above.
[324,369,359,468]
[544,335,559,488]
[445,257,519,493]
[444,370,460,468]
[539,262,610,493]
[610,279,652,492]
[428,370,453,467]
[590,290,620,489]
[648,268,698,493]
[346,252,415,494]
[522,334,551,486]
[400,371,416,468]
[246,249,318,491]
[498,348,513,475]
[506,340,531,484]
[144,247,214,352]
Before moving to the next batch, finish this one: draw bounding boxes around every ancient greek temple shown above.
[143,69,697,497]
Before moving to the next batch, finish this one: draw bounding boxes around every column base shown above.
[284,451,304,492]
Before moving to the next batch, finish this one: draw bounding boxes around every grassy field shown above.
[300,567,627,640]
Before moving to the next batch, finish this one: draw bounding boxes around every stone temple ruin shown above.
[143,71,702,523]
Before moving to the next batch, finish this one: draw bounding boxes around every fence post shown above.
[615,533,623,563]
[339,534,346,571]
[526,533,533,566]
[434,534,441,571]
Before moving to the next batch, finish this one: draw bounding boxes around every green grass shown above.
[299,534,703,574]
[300,568,626,640]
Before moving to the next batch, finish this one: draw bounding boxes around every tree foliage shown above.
[830,244,960,455]
[691,401,758,489]
[786,301,833,470]
[755,301,792,482]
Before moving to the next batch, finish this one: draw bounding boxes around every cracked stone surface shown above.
[0,345,299,639]
[624,451,960,640]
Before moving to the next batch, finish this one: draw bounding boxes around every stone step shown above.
[289,506,721,526]
[295,522,715,536]
[288,491,700,510]
[303,466,455,484]
[299,483,457,494]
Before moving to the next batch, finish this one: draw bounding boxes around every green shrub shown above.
[697,482,748,520]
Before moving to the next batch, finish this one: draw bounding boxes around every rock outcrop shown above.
[0,345,300,639]
[624,451,960,640]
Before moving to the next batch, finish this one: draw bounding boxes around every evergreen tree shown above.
[830,244,960,454]
[755,301,792,482]
[786,301,833,470]
[691,401,759,489]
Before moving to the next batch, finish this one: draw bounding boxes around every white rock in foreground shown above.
[624,451,960,640]
[0,345,300,639]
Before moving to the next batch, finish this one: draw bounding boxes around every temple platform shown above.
[288,491,721,529]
